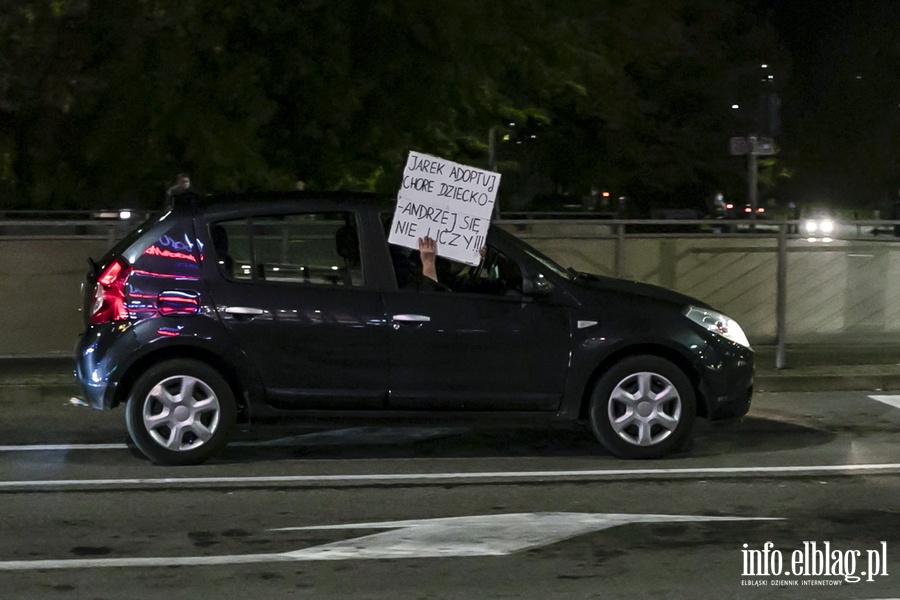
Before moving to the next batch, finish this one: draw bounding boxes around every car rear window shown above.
[209,212,363,286]
[93,212,166,271]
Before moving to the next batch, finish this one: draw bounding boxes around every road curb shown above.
[756,373,900,393]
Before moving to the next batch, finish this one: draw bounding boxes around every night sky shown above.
[761,0,899,207]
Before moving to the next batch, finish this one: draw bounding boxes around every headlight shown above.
[684,306,751,349]
[804,217,834,235]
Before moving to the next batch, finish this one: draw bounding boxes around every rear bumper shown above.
[74,324,139,410]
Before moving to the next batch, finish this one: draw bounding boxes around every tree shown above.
[0,0,786,212]
[768,0,900,209]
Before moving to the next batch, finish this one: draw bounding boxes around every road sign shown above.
[730,136,776,156]
[754,137,776,155]
[730,137,750,156]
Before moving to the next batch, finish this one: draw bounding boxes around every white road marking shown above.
[273,513,778,560]
[869,394,900,410]
[0,463,899,490]
[0,512,777,570]
[0,443,126,452]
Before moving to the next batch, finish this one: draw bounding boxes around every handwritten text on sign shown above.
[388,152,500,266]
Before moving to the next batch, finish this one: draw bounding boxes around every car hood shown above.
[568,271,708,309]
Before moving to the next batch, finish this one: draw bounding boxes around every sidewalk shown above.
[0,356,73,387]
[754,344,900,392]
[3,346,900,393]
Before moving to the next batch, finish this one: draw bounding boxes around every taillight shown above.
[88,258,132,325]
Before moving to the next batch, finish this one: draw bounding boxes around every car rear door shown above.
[202,207,390,410]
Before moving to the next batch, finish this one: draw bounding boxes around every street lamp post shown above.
[488,126,500,220]
[748,136,758,222]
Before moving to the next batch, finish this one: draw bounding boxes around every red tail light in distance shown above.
[89,258,132,325]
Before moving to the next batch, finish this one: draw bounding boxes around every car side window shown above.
[378,211,521,296]
[444,247,523,297]
[210,212,364,286]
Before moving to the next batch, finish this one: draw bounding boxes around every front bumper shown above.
[695,340,754,420]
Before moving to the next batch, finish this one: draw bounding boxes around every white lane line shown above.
[869,394,900,410]
[0,444,127,452]
[0,463,899,490]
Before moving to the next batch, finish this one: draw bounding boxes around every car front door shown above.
[204,210,389,410]
[384,245,572,411]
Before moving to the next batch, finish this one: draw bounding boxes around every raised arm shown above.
[418,236,438,282]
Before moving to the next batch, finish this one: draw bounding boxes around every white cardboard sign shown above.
[388,151,500,266]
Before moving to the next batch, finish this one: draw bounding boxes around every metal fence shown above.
[503,219,900,369]
[0,211,153,245]
[3,216,900,362]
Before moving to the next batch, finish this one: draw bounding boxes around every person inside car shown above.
[417,236,488,292]
[389,234,490,292]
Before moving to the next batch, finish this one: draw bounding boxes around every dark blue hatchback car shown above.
[74,189,753,465]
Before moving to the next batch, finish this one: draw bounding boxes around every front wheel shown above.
[125,360,236,466]
[589,355,695,459]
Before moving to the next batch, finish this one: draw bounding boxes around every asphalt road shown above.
[0,381,898,599]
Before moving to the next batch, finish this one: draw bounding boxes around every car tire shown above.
[589,355,695,459]
[125,360,236,466]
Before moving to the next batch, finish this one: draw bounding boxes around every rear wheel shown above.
[125,360,236,465]
[589,355,695,459]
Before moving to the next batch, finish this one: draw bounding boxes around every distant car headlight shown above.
[684,306,751,349]
[803,217,834,235]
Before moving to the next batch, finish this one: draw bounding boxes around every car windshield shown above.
[495,227,573,281]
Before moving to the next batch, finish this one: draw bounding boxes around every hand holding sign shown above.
[389,152,500,266]
[417,236,438,282]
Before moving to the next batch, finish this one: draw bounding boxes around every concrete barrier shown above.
[517,230,900,346]
[3,223,900,357]
[0,238,112,358]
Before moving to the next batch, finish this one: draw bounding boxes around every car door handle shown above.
[223,306,266,315]
[392,314,431,323]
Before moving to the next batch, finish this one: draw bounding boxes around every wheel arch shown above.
[577,343,707,421]
[112,345,255,423]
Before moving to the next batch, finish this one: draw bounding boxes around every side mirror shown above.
[522,272,553,297]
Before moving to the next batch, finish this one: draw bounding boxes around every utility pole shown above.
[747,136,758,221]
[730,135,774,226]
[488,126,498,173]
[489,126,500,220]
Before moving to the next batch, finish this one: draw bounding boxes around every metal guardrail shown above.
[0,217,151,245]
[4,216,900,367]
[0,209,153,218]
[503,219,900,370]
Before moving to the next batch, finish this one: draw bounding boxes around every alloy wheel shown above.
[607,371,682,447]
[141,375,222,451]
